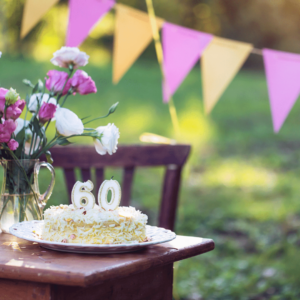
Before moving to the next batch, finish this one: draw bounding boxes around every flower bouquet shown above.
[0,47,119,232]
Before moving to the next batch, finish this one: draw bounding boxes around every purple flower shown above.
[5,100,26,120]
[70,70,97,95]
[7,139,18,151]
[38,103,57,124]
[45,70,71,95]
[0,119,16,143]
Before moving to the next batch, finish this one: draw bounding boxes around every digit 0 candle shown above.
[98,178,121,211]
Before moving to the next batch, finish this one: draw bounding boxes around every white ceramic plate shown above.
[9,221,176,254]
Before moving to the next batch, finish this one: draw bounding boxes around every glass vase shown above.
[0,159,55,233]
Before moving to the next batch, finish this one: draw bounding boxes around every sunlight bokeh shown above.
[200,160,277,189]
[178,97,215,149]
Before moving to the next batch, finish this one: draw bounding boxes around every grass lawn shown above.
[1,55,300,299]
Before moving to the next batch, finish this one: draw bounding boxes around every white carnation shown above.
[55,108,84,137]
[94,123,119,155]
[51,47,89,68]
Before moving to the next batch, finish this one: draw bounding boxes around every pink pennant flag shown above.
[66,0,115,47]
[263,48,300,132]
[162,22,213,102]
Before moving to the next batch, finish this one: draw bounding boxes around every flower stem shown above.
[56,68,73,104]
[1,144,42,219]
[60,90,72,107]
[28,132,35,158]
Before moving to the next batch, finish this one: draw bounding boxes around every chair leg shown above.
[63,168,76,205]
[122,166,135,206]
[159,165,182,231]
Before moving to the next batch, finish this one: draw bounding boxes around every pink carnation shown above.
[0,119,16,143]
[70,70,97,95]
[45,70,71,95]
[5,100,25,120]
[0,88,8,112]
[38,103,57,124]
[7,139,18,151]
[0,88,25,120]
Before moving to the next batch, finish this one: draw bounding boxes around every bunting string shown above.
[252,48,263,55]
[145,0,181,136]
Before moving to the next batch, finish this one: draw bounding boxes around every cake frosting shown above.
[41,204,148,244]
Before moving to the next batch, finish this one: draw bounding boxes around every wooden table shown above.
[0,233,214,300]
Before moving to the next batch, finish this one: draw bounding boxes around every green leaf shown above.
[31,117,41,135]
[25,93,30,106]
[45,151,53,164]
[32,82,39,94]
[40,127,47,148]
[14,128,26,158]
[57,138,72,146]
[16,128,25,143]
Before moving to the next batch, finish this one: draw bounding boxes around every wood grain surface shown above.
[0,233,214,287]
[0,278,51,300]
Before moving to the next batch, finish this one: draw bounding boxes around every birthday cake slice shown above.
[41,179,148,244]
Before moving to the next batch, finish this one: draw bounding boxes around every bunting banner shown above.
[112,4,164,84]
[18,1,300,133]
[66,0,115,47]
[263,49,300,132]
[162,22,213,103]
[21,0,59,38]
[201,37,253,114]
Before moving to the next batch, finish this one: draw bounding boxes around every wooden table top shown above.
[0,233,214,287]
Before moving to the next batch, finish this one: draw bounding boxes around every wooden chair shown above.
[49,144,191,231]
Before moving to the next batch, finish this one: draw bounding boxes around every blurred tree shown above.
[1,0,300,67]
[217,0,300,67]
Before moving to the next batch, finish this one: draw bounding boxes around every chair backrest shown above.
[49,144,191,230]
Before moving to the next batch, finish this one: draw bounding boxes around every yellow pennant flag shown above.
[113,4,164,84]
[21,0,59,38]
[202,37,253,114]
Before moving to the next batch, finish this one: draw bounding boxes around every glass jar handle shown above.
[34,162,55,210]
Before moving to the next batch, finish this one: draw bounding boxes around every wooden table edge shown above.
[84,238,215,287]
[0,236,215,287]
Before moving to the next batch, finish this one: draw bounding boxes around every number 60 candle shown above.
[71,178,121,211]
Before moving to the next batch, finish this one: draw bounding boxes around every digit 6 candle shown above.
[98,178,121,211]
[71,180,95,210]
